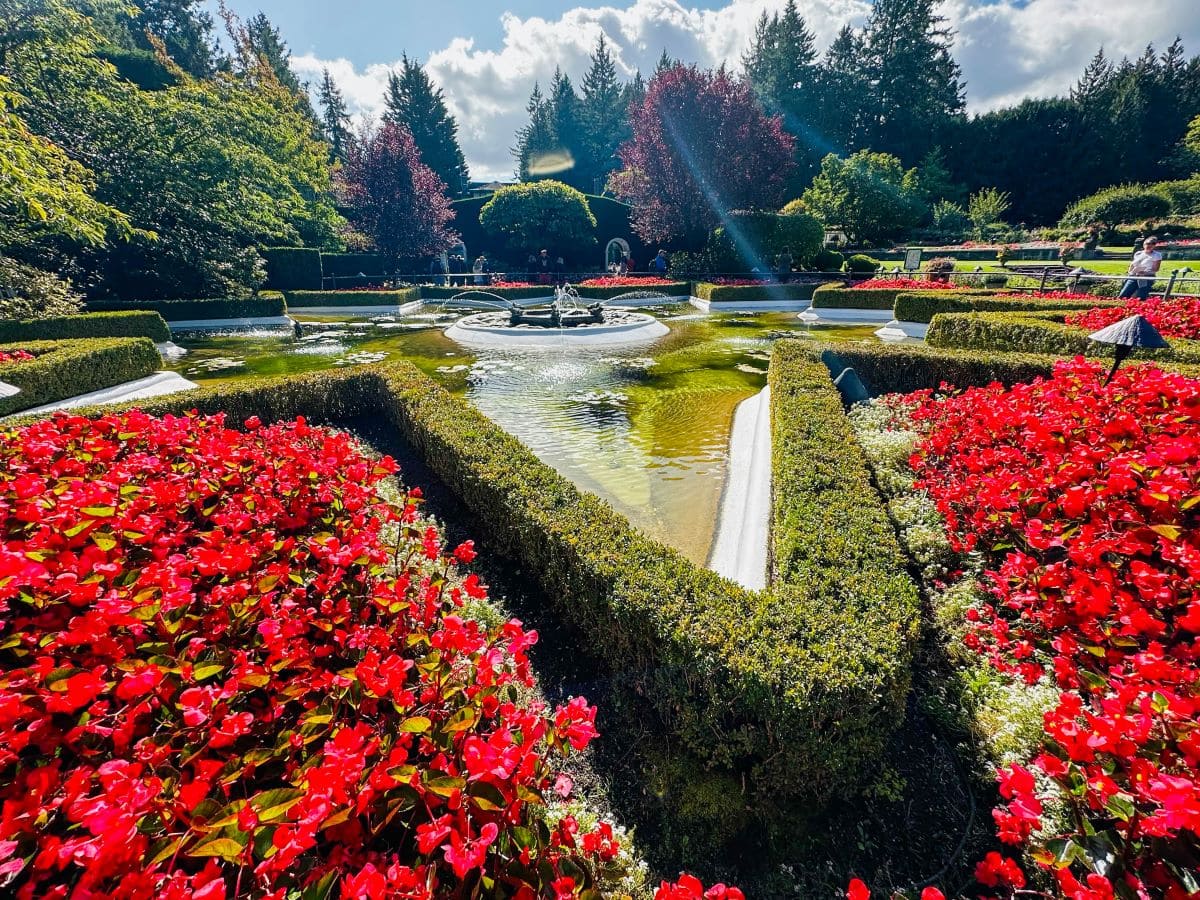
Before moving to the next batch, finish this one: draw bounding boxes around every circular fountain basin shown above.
[445,308,669,348]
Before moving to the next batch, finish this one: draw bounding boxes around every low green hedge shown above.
[262,247,322,291]
[925,310,1200,365]
[73,358,922,861]
[88,294,287,321]
[0,311,170,344]
[574,281,691,300]
[893,291,1118,325]
[693,282,823,303]
[284,288,422,308]
[812,284,995,311]
[0,337,161,416]
[420,284,553,301]
[767,341,921,817]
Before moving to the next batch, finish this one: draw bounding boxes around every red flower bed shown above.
[0,350,35,364]
[1066,296,1200,340]
[485,280,539,289]
[903,360,1200,897]
[851,278,963,291]
[999,291,1104,303]
[578,276,669,287]
[0,411,622,899]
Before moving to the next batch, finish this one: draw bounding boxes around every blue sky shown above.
[207,1,1200,180]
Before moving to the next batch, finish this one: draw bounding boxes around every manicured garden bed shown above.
[0,337,161,415]
[58,359,924,867]
[812,279,972,311]
[693,281,822,303]
[88,293,287,321]
[892,290,1116,325]
[0,311,170,344]
[925,309,1200,364]
[0,409,626,898]
[575,279,691,300]
[847,360,1200,898]
[1065,294,1200,340]
[283,287,422,307]
[420,284,553,301]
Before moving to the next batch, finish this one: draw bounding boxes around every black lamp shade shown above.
[1088,314,1170,350]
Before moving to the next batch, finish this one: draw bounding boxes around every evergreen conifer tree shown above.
[318,68,353,163]
[382,56,470,194]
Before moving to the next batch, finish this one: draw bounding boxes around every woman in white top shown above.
[1119,236,1162,300]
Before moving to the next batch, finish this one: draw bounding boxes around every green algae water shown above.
[165,307,883,564]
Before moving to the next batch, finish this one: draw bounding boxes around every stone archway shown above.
[605,237,631,271]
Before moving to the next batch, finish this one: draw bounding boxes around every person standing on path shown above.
[1119,236,1162,301]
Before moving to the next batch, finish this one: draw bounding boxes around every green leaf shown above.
[186,836,246,862]
[399,716,432,733]
[444,706,477,733]
[81,505,116,517]
[252,787,305,822]
[192,663,224,682]
[424,775,465,798]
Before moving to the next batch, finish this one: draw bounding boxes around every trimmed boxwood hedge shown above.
[925,310,1200,364]
[812,283,994,311]
[69,357,922,860]
[262,247,322,291]
[420,284,554,301]
[574,281,691,300]
[0,337,161,416]
[892,291,1118,324]
[693,282,824,303]
[0,311,170,344]
[284,288,422,308]
[88,294,287,321]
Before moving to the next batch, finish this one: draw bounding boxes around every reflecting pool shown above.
[165,306,882,565]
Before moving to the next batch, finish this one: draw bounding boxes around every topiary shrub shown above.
[88,295,287,321]
[479,181,597,262]
[261,247,322,291]
[0,311,170,343]
[707,209,822,271]
[811,248,845,272]
[1153,178,1200,216]
[1060,184,1171,228]
[284,288,421,307]
[844,254,881,275]
[0,257,84,320]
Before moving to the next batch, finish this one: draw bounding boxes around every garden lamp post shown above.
[1088,314,1169,384]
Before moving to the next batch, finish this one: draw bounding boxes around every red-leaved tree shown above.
[338,122,458,277]
[610,65,796,247]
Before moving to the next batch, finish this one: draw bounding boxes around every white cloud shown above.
[293,0,1200,181]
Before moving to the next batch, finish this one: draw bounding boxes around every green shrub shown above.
[802,340,1060,395]
[710,209,824,270]
[1153,178,1200,216]
[479,181,597,262]
[0,311,170,343]
[893,291,1117,325]
[666,249,717,279]
[0,337,162,415]
[0,257,84,320]
[693,282,823,303]
[575,282,690,300]
[261,247,322,291]
[88,295,287,321]
[811,248,844,272]
[284,288,421,308]
[844,254,880,274]
[925,310,1200,364]
[1060,184,1171,228]
[101,359,921,861]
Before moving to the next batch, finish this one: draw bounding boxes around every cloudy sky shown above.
[207,0,1200,180]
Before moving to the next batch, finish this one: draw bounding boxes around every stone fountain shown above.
[443,284,670,348]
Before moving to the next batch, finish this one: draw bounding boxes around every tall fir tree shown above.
[133,0,220,77]
[741,0,820,187]
[859,0,965,164]
[381,56,469,194]
[317,68,353,163]
[513,83,556,182]
[814,25,871,158]
[578,36,626,194]
[242,13,316,120]
[654,50,675,77]
[547,67,585,188]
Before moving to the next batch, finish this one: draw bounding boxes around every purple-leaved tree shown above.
[338,122,458,277]
[610,65,796,248]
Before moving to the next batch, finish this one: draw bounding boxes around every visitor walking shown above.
[653,249,668,277]
[472,253,490,286]
[1119,236,1162,301]
[536,249,552,286]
